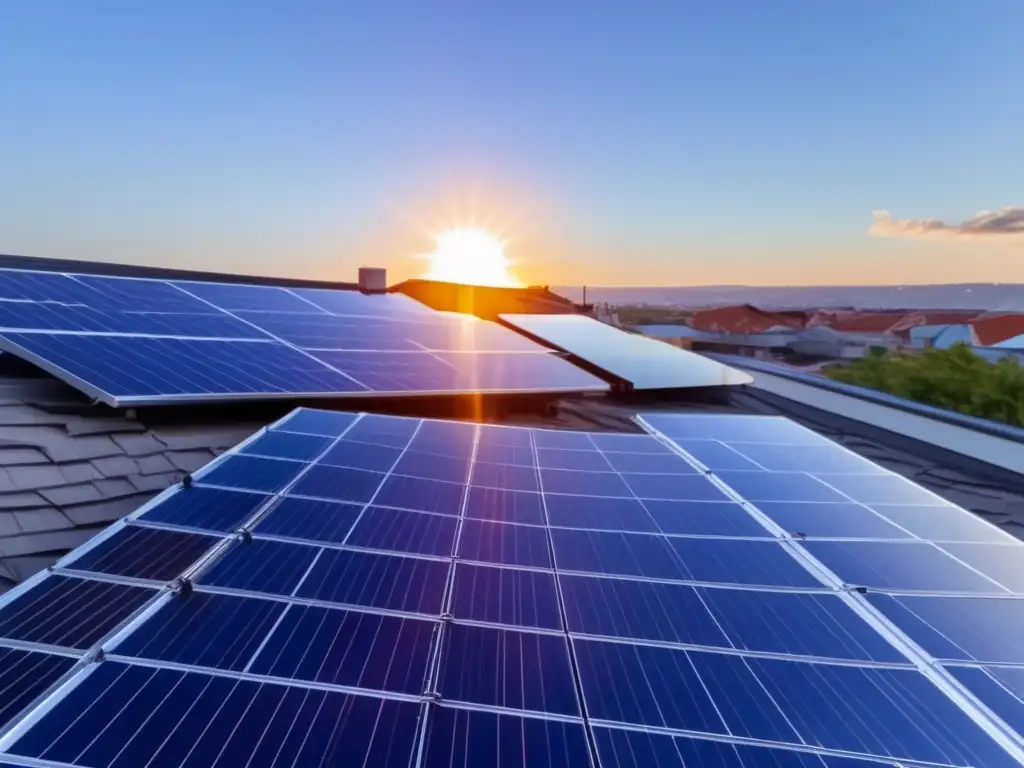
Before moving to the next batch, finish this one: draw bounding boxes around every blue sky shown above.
[1,1,1021,285]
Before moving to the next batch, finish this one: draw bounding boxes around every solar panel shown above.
[500,313,754,389]
[1,407,1023,768]
[0,267,608,405]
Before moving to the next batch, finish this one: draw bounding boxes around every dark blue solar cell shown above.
[72,275,213,311]
[716,471,850,503]
[296,548,449,614]
[291,464,385,503]
[7,663,420,768]
[240,430,332,461]
[314,350,460,392]
[141,486,270,532]
[532,430,595,450]
[814,473,948,505]
[116,592,285,670]
[0,647,77,731]
[471,461,540,492]
[477,426,533,449]
[542,469,631,497]
[374,474,465,515]
[249,606,435,694]
[464,486,545,525]
[276,408,358,437]
[746,656,1015,766]
[344,415,419,447]
[536,448,610,471]
[70,526,219,581]
[939,543,1024,592]
[754,501,911,539]
[948,666,1024,737]
[458,519,552,568]
[602,451,698,474]
[589,433,673,454]
[0,268,94,303]
[559,575,728,647]
[348,507,458,556]
[544,495,659,532]
[622,473,729,501]
[410,421,477,458]
[643,499,770,537]
[318,439,402,472]
[0,576,156,650]
[425,708,592,768]
[473,443,536,466]
[669,538,821,587]
[550,529,687,579]
[700,588,903,662]
[804,541,1006,593]
[592,729,902,768]
[574,641,732,735]
[0,334,366,401]
[438,624,579,715]
[451,564,562,629]
[869,594,1024,663]
[199,538,319,595]
[868,503,1009,543]
[672,439,765,471]
[254,496,362,543]
[730,443,885,474]
[645,413,828,444]
[236,313,417,349]
[392,450,470,483]
[174,280,320,312]
[201,455,304,493]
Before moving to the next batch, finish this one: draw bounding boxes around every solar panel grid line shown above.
[0,336,118,407]
[526,429,607,768]
[407,425,483,768]
[167,282,372,393]
[643,415,1024,765]
[417,424,480,691]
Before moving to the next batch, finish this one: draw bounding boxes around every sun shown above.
[422,227,523,288]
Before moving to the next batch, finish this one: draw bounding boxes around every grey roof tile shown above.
[2,554,60,584]
[0,446,49,465]
[0,515,21,537]
[0,405,67,427]
[128,473,180,493]
[152,426,258,451]
[13,509,72,534]
[65,417,147,436]
[0,528,99,558]
[112,433,167,457]
[9,465,68,491]
[0,492,47,510]
[91,456,140,479]
[137,454,176,475]
[0,468,14,493]
[93,478,141,499]
[38,483,105,508]
[64,496,147,526]
[61,462,104,484]
[167,450,215,473]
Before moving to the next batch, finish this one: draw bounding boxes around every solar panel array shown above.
[1,408,1022,767]
[0,268,608,406]
[500,313,754,390]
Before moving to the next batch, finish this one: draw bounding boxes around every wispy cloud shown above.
[869,206,1024,240]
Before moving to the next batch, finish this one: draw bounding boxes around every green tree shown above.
[824,345,1024,427]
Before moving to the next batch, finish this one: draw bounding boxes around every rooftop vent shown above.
[358,266,387,293]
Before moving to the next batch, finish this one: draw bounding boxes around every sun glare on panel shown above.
[422,227,523,288]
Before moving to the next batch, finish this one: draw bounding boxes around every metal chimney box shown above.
[358,267,387,293]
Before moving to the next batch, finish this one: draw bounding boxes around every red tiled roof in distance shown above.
[820,311,910,333]
[688,305,806,334]
[971,313,1024,346]
[392,279,580,321]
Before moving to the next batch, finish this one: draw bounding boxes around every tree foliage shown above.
[823,344,1024,427]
